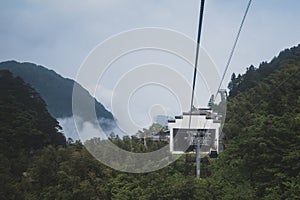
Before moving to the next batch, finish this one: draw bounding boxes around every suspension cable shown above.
[189,0,205,128]
[214,0,253,101]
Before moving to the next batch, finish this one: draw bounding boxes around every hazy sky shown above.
[1,0,299,130]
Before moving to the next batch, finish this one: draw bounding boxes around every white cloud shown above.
[58,116,125,142]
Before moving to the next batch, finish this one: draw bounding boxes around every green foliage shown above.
[1,44,300,199]
[0,70,66,199]
[0,70,65,150]
[221,44,300,198]
[228,44,300,97]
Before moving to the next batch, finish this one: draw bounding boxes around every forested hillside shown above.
[215,44,300,198]
[0,44,299,199]
[0,70,66,199]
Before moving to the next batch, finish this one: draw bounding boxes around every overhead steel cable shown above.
[188,0,205,128]
[214,0,253,101]
[187,1,205,179]
[184,0,252,179]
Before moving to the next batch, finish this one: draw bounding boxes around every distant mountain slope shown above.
[0,61,114,121]
[0,61,116,140]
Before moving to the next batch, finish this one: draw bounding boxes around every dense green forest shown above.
[0,45,299,199]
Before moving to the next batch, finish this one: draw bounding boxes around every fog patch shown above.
[57,116,126,142]
[57,117,79,141]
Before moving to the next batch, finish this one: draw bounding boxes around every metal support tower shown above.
[194,129,206,179]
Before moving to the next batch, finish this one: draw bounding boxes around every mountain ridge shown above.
[0,60,116,139]
[228,44,300,97]
[0,60,114,121]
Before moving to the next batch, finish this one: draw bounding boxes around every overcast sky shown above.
[1,0,300,131]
